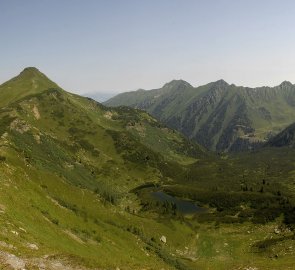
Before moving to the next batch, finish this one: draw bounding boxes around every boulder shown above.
[160,235,166,244]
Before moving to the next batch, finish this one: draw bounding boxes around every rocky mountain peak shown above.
[213,79,229,88]
[163,79,192,89]
[279,81,293,88]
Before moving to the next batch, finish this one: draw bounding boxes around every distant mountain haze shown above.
[105,79,295,152]
[83,91,118,102]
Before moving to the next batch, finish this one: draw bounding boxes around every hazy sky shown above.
[1,0,295,94]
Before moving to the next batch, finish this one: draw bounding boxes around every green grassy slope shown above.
[0,68,206,269]
[266,122,295,147]
[136,146,295,269]
[105,79,295,152]
[0,67,60,107]
[0,68,294,269]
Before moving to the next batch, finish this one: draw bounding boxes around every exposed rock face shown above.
[105,80,295,152]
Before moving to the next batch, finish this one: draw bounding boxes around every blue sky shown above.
[1,0,295,94]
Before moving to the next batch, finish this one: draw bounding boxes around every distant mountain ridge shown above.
[83,91,118,102]
[104,79,295,152]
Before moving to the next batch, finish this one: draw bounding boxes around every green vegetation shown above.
[0,68,294,269]
[105,79,295,152]
[267,122,295,147]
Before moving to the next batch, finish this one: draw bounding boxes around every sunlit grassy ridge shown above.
[0,68,204,269]
[0,67,60,108]
[0,68,294,269]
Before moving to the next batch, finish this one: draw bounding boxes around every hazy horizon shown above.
[2,0,295,94]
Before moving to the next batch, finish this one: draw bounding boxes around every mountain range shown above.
[0,68,295,269]
[105,79,295,152]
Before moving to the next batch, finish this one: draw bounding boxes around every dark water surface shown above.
[151,191,206,214]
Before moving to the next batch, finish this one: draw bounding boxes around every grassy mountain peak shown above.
[0,67,59,107]
[20,66,43,76]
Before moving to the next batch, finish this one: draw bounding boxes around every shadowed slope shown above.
[105,80,295,152]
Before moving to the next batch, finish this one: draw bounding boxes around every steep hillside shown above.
[0,68,207,269]
[105,80,295,152]
[1,68,295,270]
[266,122,295,147]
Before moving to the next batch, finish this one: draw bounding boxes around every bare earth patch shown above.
[32,105,41,120]
[9,119,30,134]
[104,111,117,120]
[0,249,100,270]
